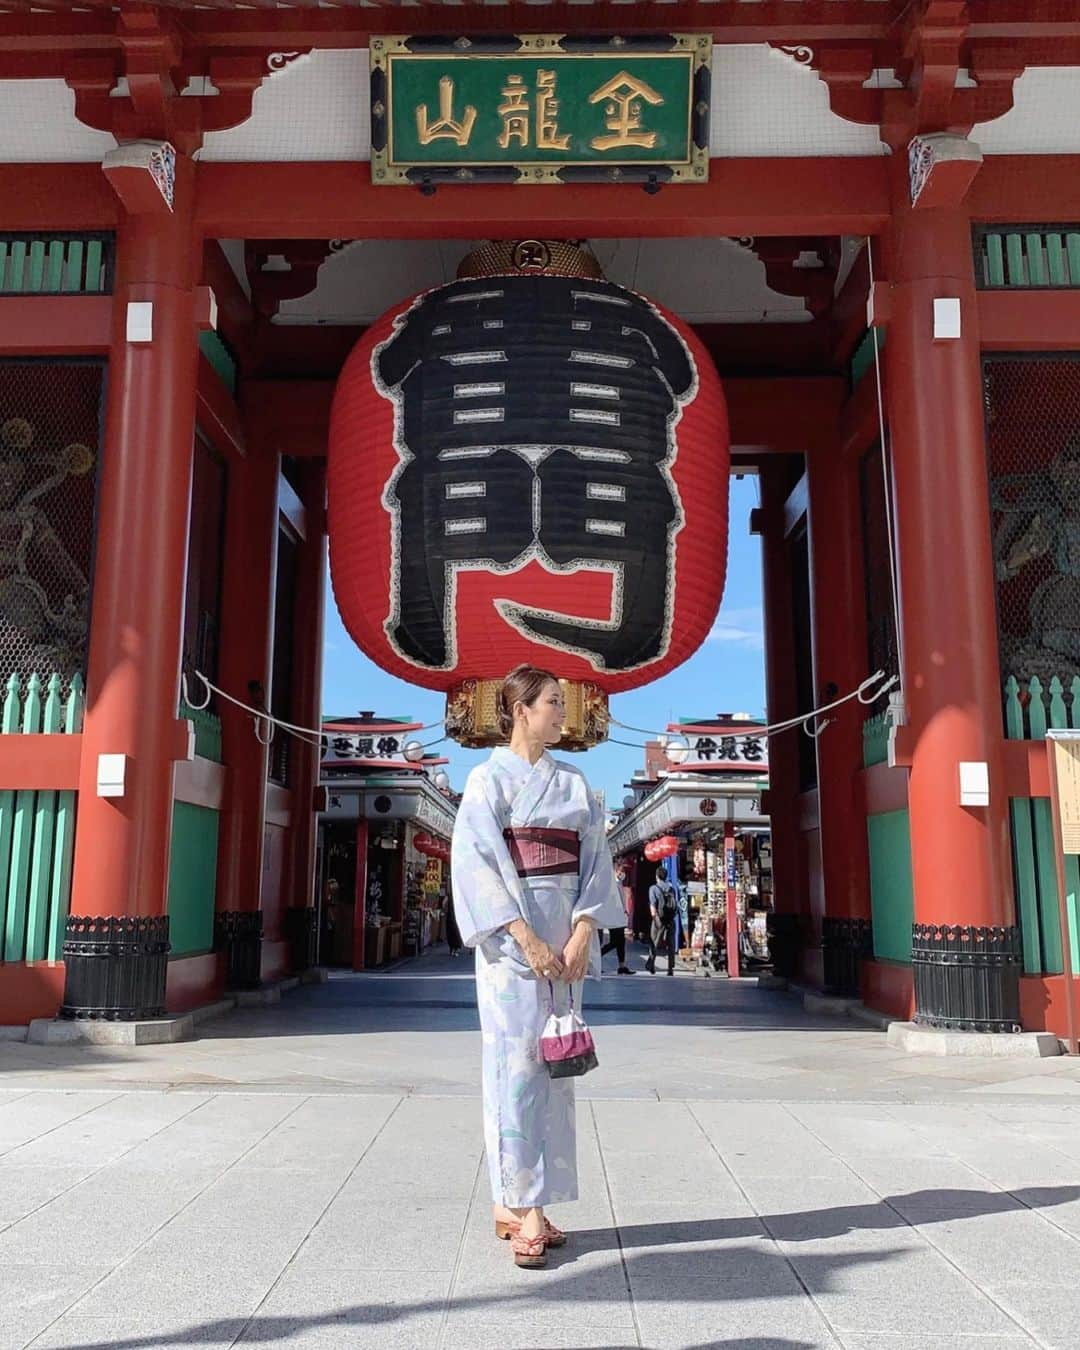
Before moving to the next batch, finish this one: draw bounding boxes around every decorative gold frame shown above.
[370,34,711,186]
[445,679,610,750]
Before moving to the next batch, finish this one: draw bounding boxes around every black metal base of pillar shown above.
[766,912,803,981]
[822,916,873,998]
[284,906,318,973]
[214,911,264,992]
[911,924,1022,1033]
[60,915,170,1021]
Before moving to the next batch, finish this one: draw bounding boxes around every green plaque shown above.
[370,35,711,186]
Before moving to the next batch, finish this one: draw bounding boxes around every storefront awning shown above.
[607,775,768,858]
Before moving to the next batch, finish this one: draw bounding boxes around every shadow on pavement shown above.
[560,1183,1080,1254]
[32,1187,1080,1349]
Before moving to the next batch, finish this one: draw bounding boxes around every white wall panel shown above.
[974,68,1080,155]
[205,45,886,164]
[709,47,887,158]
[0,80,116,162]
[275,236,811,327]
[201,51,370,162]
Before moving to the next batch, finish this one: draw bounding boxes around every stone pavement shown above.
[2,946,1080,1350]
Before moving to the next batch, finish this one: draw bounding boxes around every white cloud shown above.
[707,605,764,649]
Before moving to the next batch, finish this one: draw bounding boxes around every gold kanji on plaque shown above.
[416,76,478,147]
[589,71,665,151]
[536,69,571,151]
[497,74,530,148]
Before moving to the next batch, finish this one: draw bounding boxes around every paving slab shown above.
[30,1321,248,1350]
[4,946,1080,1350]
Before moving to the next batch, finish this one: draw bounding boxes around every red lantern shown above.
[655,835,680,859]
[413,832,435,857]
[328,245,729,745]
[435,840,450,863]
[643,841,661,863]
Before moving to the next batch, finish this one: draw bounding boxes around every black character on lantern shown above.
[374,276,696,671]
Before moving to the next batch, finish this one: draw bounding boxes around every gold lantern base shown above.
[445,679,609,751]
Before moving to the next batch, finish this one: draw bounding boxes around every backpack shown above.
[651,882,676,917]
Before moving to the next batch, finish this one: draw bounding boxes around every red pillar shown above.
[883,185,1013,933]
[214,438,279,919]
[755,462,804,978]
[724,821,740,980]
[806,433,874,992]
[70,157,199,922]
[285,461,327,926]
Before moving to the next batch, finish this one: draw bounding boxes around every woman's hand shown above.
[508,919,565,980]
[561,919,595,984]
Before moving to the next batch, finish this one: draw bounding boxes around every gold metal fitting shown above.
[445,678,610,751]
[456,239,605,281]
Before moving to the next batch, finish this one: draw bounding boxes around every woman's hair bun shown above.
[497,664,560,741]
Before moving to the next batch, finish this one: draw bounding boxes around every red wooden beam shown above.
[0,295,112,355]
[0,735,80,791]
[1003,739,1051,799]
[857,763,909,816]
[242,378,333,458]
[970,156,1080,224]
[197,352,246,462]
[175,756,227,812]
[0,164,117,231]
[968,1,1080,41]
[5,1,1076,53]
[978,290,1080,351]
[195,158,891,241]
[838,367,883,461]
[90,4,901,50]
[797,788,820,833]
[726,376,845,454]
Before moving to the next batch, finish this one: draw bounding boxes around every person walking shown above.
[444,885,463,957]
[601,864,635,973]
[600,924,633,974]
[646,866,679,975]
[450,665,626,1269]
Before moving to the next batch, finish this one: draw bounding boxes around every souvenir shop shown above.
[318,714,455,970]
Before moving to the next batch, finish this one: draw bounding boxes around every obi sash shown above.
[503,827,580,879]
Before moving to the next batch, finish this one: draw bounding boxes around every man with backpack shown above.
[646,867,679,976]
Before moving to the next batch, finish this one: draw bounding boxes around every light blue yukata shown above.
[451,746,626,1207]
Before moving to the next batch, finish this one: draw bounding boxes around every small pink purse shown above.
[539,982,598,1078]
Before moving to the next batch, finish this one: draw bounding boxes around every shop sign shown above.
[683,732,769,771]
[323,732,412,766]
[369,35,711,186]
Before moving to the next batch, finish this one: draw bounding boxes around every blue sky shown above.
[321,474,765,805]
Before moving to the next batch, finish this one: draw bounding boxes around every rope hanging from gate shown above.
[181,669,448,752]
[608,668,897,749]
[866,235,907,709]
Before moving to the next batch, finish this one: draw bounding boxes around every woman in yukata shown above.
[450,664,626,1269]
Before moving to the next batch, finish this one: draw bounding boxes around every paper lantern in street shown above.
[329,240,729,748]
[653,835,680,859]
[644,841,662,863]
[413,832,436,857]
